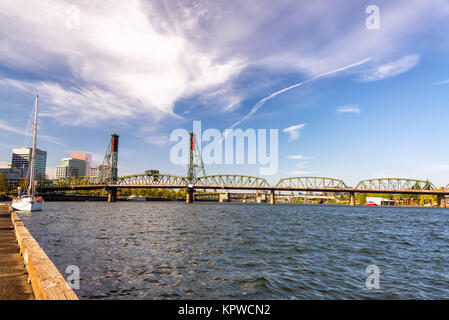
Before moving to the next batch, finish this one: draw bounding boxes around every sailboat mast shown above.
[29,94,38,197]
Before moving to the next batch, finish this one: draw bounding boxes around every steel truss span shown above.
[194,175,270,187]
[118,174,187,186]
[49,174,271,188]
[276,177,348,189]
[42,175,445,193]
[355,178,436,191]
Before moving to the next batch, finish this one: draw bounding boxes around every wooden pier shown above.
[0,204,34,299]
[0,204,78,300]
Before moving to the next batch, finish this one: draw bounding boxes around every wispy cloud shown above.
[0,121,23,135]
[283,124,306,142]
[287,155,307,160]
[361,55,420,81]
[0,0,447,129]
[230,58,371,128]
[0,0,245,125]
[429,78,449,86]
[336,104,361,114]
[0,120,66,146]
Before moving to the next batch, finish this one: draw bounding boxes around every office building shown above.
[11,147,47,179]
[0,163,22,185]
[55,158,87,179]
[70,152,92,176]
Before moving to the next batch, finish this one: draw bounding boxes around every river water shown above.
[17,202,449,299]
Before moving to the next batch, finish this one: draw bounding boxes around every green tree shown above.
[0,173,7,193]
[18,178,29,190]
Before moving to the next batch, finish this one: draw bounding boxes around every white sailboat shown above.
[11,94,44,211]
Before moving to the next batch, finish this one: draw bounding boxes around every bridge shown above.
[39,133,449,207]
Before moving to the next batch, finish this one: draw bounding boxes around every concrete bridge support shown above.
[269,190,276,205]
[437,195,446,208]
[107,189,117,203]
[349,192,356,206]
[186,188,194,203]
[256,192,267,203]
[219,192,230,203]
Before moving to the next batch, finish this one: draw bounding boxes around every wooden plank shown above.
[6,205,79,300]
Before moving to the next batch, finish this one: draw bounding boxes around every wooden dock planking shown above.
[0,204,34,300]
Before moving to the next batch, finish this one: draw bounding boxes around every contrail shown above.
[229,57,372,129]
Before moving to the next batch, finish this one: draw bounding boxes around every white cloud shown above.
[0,0,245,125]
[296,162,308,169]
[283,124,306,142]
[336,105,361,114]
[429,79,449,86]
[229,58,371,128]
[287,155,307,160]
[0,0,448,128]
[361,55,420,81]
[0,119,66,146]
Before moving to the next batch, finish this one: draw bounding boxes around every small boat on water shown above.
[127,195,147,202]
[11,94,44,212]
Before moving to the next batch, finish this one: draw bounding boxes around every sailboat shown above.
[11,94,44,211]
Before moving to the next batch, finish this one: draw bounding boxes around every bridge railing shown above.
[275,177,348,189]
[355,178,436,191]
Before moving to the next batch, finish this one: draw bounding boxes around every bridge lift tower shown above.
[100,133,119,202]
[186,131,205,203]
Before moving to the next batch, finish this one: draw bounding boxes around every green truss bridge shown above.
[39,134,449,207]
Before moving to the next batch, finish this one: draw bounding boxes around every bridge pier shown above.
[186,188,194,204]
[437,195,446,208]
[256,192,267,203]
[107,189,117,203]
[349,192,356,206]
[219,192,230,203]
[269,190,276,205]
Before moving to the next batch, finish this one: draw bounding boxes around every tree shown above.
[0,173,7,193]
[18,178,29,190]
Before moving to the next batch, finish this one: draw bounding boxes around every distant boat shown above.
[11,94,44,212]
[127,195,147,202]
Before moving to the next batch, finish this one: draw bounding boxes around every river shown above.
[17,202,449,299]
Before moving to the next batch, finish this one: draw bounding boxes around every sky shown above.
[1,0,449,187]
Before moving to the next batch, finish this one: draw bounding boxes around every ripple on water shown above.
[17,202,449,299]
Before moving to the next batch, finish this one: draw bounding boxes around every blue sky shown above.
[1,0,449,187]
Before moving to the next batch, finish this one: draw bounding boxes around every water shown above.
[17,202,449,299]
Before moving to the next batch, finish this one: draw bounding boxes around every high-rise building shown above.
[11,147,47,179]
[70,152,92,176]
[55,158,86,179]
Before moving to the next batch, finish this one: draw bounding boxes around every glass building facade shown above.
[11,147,47,179]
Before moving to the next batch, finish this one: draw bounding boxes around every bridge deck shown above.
[0,204,34,300]
[41,184,449,196]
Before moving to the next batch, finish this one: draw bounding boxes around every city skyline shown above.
[1,1,449,186]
